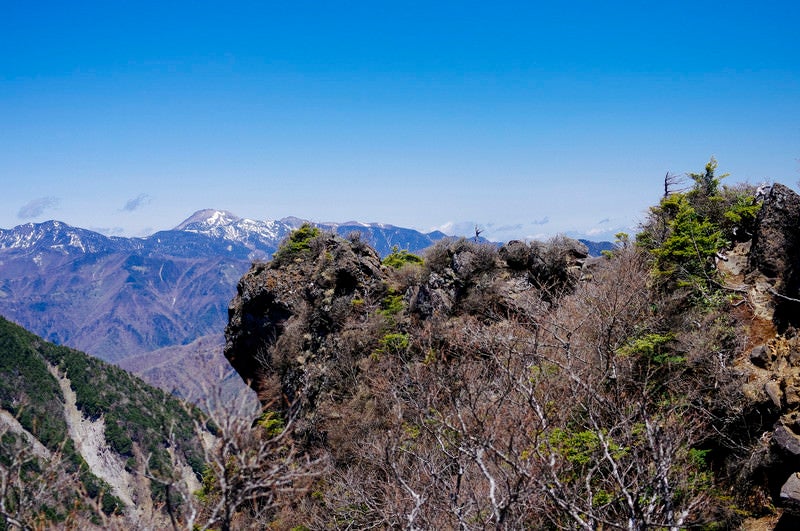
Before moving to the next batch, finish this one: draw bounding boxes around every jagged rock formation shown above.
[225,233,590,456]
[725,183,800,517]
[225,233,587,408]
[230,224,761,528]
[225,233,386,412]
[739,332,800,519]
[747,183,800,331]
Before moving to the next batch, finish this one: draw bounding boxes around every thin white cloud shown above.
[525,233,549,241]
[494,223,523,233]
[121,194,152,212]
[432,218,637,242]
[431,221,478,236]
[17,197,59,219]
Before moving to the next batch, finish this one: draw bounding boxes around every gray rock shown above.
[748,183,800,280]
[499,240,533,270]
[225,232,386,394]
[750,345,772,368]
[787,384,800,408]
[747,183,800,330]
[765,380,784,408]
[781,472,800,513]
[774,424,800,456]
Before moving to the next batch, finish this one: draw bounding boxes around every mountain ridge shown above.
[2,209,605,258]
[0,210,611,400]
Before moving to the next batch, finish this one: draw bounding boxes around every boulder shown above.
[786,383,800,408]
[747,183,800,330]
[781,472,800,513]
[750,344,772,369]
[774,424,800,456]
[499,240,533,270]
[766,380,784,409]
[224,232,386,402]
[748,183,800,280]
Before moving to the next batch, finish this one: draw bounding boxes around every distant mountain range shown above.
[0,210,611,397]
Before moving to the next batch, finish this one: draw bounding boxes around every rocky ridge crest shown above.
[225,232,588,446]
[224,182,800,524]
[730,183,800,513]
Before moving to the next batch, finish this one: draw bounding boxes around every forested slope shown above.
[0,316,205,528]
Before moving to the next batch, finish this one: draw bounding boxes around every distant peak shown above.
[16,219,75,233]
[279,216,310,228]
[174,209,241,230]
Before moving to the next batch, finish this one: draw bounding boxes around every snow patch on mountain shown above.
[174,209,290,250]
[173,209,241,230]
[0,221,116,254]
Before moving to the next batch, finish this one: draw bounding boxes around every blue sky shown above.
[2,1,798,241]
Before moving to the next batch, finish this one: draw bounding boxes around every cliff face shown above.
[225,233,386,413]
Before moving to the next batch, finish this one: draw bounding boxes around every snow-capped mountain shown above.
[174,208,243,230]
[173,209,293,259]
[170,209,448,257]
[175,209,288,243]
[0,210,610,399]
[0,210,449,366]
[0,220,131,254]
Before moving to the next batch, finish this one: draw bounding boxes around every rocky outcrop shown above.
[747,183,800,331]
[224,233,589,440]
[221,182,800,523]
[781,472,800,513]
[749,184,800,280]
[224,234,387,408]
[739,302,800,515]
[728,186,800,509]
[734,185,800,514]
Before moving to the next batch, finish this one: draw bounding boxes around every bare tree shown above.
[318,248,725,529]
[664,171,687,197]
[0,413,107,529]
[149,386,327,531]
